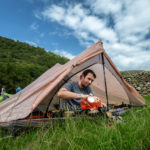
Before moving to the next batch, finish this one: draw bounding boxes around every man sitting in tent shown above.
[57,69,106,111]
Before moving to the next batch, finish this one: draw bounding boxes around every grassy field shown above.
[0,96,150,150]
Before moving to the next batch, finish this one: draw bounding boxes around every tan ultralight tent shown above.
[0,41,146,124]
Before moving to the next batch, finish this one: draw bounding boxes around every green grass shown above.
[0,96,150,150]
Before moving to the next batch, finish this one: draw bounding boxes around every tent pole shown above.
[101,53,109,109]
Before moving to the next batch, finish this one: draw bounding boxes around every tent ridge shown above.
[74,49,104,66]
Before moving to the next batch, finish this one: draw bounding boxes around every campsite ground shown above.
[0,96,150,150]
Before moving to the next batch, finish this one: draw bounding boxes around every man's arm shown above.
[57,88,89,100]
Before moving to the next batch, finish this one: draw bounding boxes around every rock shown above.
[146,82,150,86]
[139,84,143,87]
[136,87,141,91]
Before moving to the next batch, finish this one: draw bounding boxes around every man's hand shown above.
[80,94,89,99]
[89,94,106,107]
[93,96,100,102]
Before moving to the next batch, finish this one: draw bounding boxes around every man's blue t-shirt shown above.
[61,81,93,110]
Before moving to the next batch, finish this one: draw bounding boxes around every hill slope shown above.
[0,36,69,93]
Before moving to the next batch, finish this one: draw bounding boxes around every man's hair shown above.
[81,69,96,79]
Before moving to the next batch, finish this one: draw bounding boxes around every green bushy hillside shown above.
[0,36,69,93]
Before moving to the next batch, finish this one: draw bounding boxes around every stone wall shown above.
[122,71,150,96]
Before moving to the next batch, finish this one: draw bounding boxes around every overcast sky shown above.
[1,0,150,71]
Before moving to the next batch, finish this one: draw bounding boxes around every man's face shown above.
[81,73,95,88]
